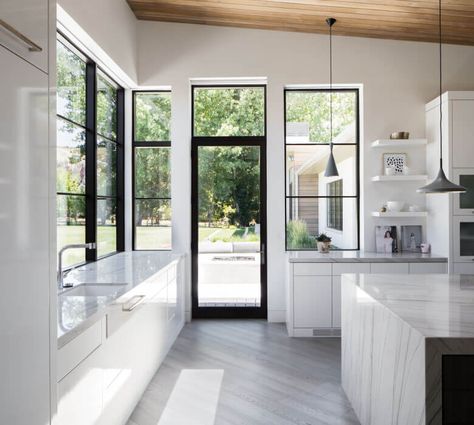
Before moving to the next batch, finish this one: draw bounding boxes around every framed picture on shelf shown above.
[383,153,407,174]
[375,226,398,253]
[401,225,423,252]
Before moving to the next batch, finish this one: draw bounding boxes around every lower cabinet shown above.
[55,258,184,425]
[288,260,447,337]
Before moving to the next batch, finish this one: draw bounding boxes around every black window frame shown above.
[132,90,172,251]
[284,87,360,251]
[56,32,125,267]
[190,84,268,319]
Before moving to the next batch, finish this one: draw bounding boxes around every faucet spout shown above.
[57,243,96,290]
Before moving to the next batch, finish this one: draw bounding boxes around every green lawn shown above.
[207,226,260,243]
[135,226,171,250]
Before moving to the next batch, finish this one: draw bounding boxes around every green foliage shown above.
[198,146,260,228]
[287,220,316,249]
[194,87,265,137]
[97,74,117,140]
[209,227,260,243]
[135,93,171,141]
[286,91,355,143]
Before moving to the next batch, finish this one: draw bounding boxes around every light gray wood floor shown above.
[127,320,360,425]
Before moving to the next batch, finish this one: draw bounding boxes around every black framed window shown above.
[56,34,124,268]
[132,91,172,250]
[284,88,359,250]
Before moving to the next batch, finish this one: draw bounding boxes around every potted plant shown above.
[316,233,332,253]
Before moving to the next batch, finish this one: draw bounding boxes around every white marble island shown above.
[342,273,474,425]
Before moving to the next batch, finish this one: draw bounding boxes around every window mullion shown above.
[85,61,97,262]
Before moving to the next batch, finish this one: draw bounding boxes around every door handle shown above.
[0,19,42,52]
[260,243,265,265]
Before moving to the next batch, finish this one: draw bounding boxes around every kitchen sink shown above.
[60,283,128,298]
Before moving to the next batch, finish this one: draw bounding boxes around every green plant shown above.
[287,220,316,249]
[316,233,332,243]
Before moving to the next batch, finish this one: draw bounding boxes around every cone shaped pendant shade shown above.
[324,17,339,177]
[417,0,465,194]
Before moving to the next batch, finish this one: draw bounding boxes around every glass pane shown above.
[134,92,171,141]
[97,198,117,257]
[134,199,171,250]
[286,145,357,196]
[57,41,86,126]
[197,145,261,307]
[286,90,357,144]
[286,198,358,250]
[57,118,86,194]
[135,147,171,198]
[97,73,117,140]
[459,175,474,209]
[57,194,86,267]
[97,138,117,197]
[193,87,265,137]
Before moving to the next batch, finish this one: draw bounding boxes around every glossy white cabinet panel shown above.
[452,101,474,168]
[0,46,50,425]
[370,262,409,274]
[332,276,342,328]
[409,262,448,274]
[293,276,332,328]
[453,262,474,274]
[0,0,48,72]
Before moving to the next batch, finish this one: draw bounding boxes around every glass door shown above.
[192,143,267,318]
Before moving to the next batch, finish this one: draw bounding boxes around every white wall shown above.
[136,21,474,322]
[57,0,138,85]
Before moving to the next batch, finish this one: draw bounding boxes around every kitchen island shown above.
[342,273,474,425]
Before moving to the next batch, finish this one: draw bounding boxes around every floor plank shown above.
[127,320,360,425]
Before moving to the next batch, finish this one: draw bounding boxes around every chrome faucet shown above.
[57,243,96,290]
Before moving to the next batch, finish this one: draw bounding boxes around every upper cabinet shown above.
[0,0,49,72]
[452,100,474,168]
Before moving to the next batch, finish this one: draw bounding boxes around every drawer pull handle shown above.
[0,19,42,52]
[122,295,146,311]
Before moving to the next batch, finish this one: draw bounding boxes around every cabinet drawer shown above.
[370,263,409,274]
[293,262,331,276]
[333,263,370,276]
[454,262,474,274]
[58,318,104,381]
[409,263,447,274]
[293,276,332,328]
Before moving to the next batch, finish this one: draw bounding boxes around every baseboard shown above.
[267,309,286,323]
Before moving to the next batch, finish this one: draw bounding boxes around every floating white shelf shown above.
[371,139,427,148]
[371,211,428,218]
[371,175,428,182]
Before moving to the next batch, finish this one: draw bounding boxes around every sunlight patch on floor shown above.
[157,369,224,425]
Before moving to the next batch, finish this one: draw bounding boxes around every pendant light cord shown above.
[439,0,443,166]
[329,19,334,152]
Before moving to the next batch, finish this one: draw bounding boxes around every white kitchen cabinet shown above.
[293,276,332,328]
[370,262,409,274]
[453,262,474,274]
[409,262,448,274]
[0,45,52,424]
[0,0,49,72]
[287,259,447,337]
[452,101,474,168]
[56,257,185,425]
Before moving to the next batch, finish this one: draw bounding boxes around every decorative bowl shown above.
[390,132,410,140]
[386,201,404,212]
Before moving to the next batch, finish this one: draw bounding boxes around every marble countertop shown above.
[57,251,182,348]
[344,273,474,338]
[288,250,447,263]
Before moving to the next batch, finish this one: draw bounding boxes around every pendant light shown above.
[324,17,339,177]
[417,0,465,194]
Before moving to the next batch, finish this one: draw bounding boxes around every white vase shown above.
[317,241,330,253]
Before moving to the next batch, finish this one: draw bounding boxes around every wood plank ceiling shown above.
[127,0,474,45]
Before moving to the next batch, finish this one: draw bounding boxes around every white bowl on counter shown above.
[386,201,404,212]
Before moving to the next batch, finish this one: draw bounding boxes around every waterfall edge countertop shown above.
[342,273,474,425]
[288,250,447,263]
[57,251,183,348]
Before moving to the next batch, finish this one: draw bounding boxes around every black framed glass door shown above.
[191,85,267,318]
